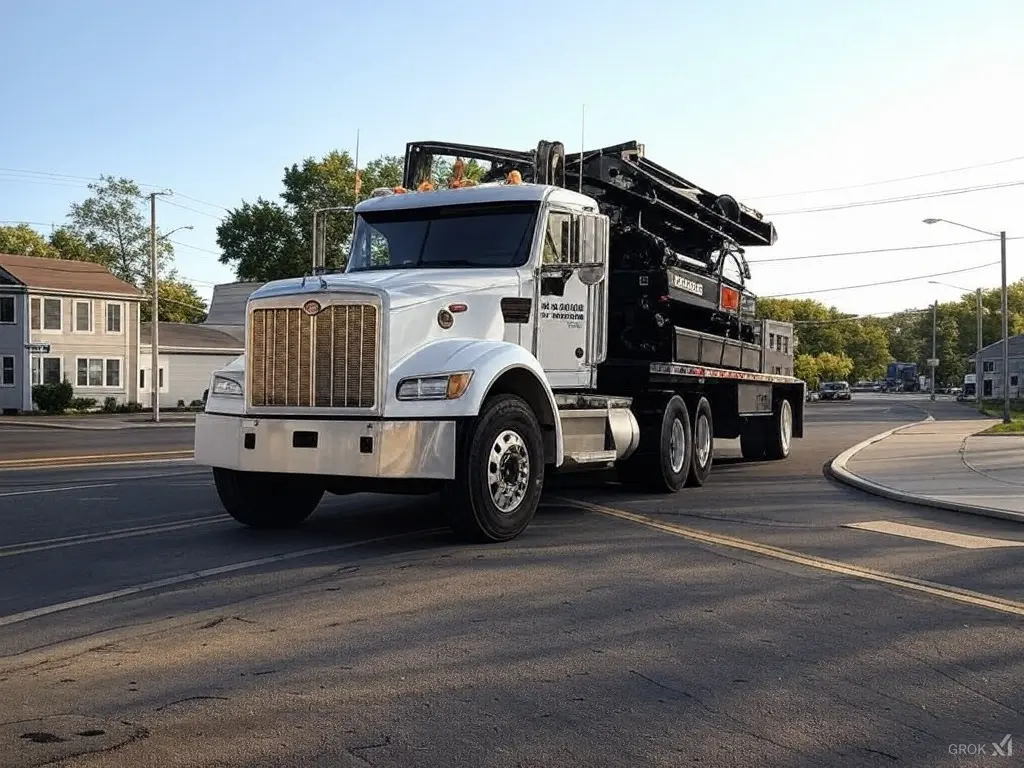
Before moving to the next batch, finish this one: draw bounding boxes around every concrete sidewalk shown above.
[830,417,1024,523]
[0,413,196,431]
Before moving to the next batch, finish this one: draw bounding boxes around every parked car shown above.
[820,381,852,401]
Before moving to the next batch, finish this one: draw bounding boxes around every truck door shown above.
[533,207,609,389]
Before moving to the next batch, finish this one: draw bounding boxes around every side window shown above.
[721,253,744,286]
[542,212,578,264]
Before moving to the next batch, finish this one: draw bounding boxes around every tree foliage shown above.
[758,282,1024,386]
[216,150,489,282]
[67,176,173,284]
[140,276,208,323]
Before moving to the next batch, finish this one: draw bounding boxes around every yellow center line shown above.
[0,449,193,466]
[549,497,1024,618]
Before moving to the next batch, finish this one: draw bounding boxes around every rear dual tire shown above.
[620,394,714,493]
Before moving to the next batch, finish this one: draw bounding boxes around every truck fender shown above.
[386,339,563,467]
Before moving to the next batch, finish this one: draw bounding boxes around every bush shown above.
[32,380,74,414]
[70,397,98,412]
[115,401,143,413]
[102,396,118,413]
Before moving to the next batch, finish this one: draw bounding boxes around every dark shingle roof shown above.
[0,253,144,297]
[140,322,244,351]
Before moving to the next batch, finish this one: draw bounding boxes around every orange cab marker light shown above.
[449,303,468,313]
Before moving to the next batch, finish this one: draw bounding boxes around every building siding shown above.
[27,292,142,406]
[972,334,1024,400]
[0,290,27,412]
[139,349,240,406]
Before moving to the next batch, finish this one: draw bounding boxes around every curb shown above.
[827,413,1024,525]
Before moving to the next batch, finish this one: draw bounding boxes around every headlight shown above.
[396,372,473,401]
[211,375,243,397]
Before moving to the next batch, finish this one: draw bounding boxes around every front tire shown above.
[213,468,324,528]
[442,394,545,543]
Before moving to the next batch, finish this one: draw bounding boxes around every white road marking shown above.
[0,529,440,628]
[0,515,230,558]
[0,482,117,498]
[844,520,1024,549]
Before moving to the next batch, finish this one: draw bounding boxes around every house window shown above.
[39,297,62,331]
[983,379,993,397]
[1,356,14,386]
[140,367,166,391]
[983,361,995,373]
[105,303,122,333]
[74,300,93,332]
[769,332,776,350]
[1012,375,1020,387]
[31,357,62,385]
[76,357,123,388]
[782,336,789,354]
[0,296,14,324]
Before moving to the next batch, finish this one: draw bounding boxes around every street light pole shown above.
[1000,230,1010,423]
[922,218,1011,423]
[149,190,172,423]
[976,287,983,410]
[931,300,937,401]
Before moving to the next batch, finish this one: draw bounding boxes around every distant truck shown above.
[885,361,919,392]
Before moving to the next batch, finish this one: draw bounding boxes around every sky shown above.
[1,0,1023,318]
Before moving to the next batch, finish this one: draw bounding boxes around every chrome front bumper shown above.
[194,413,456,479]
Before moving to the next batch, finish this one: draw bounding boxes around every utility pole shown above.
[976,287,983,411]
[930,300,937,401]
[149,190,172,423]
[1000,230,1010,423]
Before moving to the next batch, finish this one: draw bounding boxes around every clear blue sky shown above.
[2,0,1022,316]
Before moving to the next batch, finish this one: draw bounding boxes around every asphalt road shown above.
[0,424,194,461]
[0,394,1021,768]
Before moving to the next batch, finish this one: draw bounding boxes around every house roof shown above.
[0,252,144,297]
[140,322,244,352]
[203,281,265,326]
[969,333,1024,361]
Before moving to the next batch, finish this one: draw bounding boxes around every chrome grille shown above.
[248,302,379,409]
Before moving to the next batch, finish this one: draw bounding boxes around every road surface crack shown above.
[629,670,811,758]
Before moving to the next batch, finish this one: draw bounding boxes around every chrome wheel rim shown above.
[487,429,530,513]
[669,417,687,474]
[780,400,793,454]
[695,412,711,468]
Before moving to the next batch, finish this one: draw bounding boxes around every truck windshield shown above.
[346,201,539,272]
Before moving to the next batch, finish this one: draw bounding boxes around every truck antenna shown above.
[579,104,585,193]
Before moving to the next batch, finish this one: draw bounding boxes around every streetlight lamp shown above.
[928,279,984,410]
[923,218,1010,423]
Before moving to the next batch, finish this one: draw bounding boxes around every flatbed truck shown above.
[195,138,805,542]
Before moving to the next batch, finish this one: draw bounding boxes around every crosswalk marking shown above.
[844,520,1024,549]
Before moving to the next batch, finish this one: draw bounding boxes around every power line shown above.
[764,261,1000,298]
[765,179,1024,216]
[789,307,933,326]
[748,236,1024,265]
[746,154,1024,201]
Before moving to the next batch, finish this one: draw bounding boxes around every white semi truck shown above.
[195,138,804,542]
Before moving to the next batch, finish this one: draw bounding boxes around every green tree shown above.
[216,198,306,282]
[218,152,406,281]
[814,351,855,381]
[793,353,820,388]
[67,176,173,284]
[0,224,55,257]
[140,276,208,323]
[49,226,110,264]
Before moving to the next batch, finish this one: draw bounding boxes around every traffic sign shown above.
[25,342,50,354]
[926,358,939,367]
